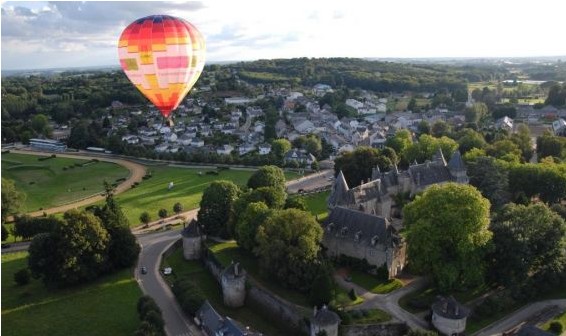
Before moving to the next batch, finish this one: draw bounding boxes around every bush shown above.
[348,288,357,301]
[205,171,219,175]
[14,268,31,286]
[172,279,205,316]
[549,321,563,334]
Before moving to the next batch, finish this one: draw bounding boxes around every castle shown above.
[323,148,468,277]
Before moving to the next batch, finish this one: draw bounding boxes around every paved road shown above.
[136,229,203,336]
[1,241,31,254]
[8,149,147,218]
[286,169,334,194]
[473,299,566,336]
[334,274,431,330]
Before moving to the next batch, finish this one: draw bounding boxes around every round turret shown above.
[310,305,340,336]
[182,220,203,260]
[221,261,246,308]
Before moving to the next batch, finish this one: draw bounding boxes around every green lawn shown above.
[342,308,391,325]
[1,153,129,213]
[349,269,403,294]
[303,190,330,220]
[1,252,142,336]
[102,166,298,226]
[399,283,490,314]
[162,247,288,336]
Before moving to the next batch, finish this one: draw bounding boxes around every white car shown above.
[162,267,172,275]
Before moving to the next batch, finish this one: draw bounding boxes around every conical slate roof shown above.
[433,147,447,166]
[448,150,466,171]
[328,171,351,207]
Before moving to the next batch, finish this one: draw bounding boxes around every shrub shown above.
[51,154,56,158]
[549,321,563,334]
[348,288,357,301]
[205,171,219,175]
[14,268,31,286]
[172,279,205,316]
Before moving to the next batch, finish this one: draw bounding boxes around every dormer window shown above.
[327,223,335,232]
[371,235,379,246]
[341,226,348,236]
[354,231,362,242]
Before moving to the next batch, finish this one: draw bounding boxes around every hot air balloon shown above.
[118,15,205,124]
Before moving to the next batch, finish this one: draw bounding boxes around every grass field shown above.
[348,269,403,294]
[112,166,299,226]
[303,190,330,220]
[1,252,142,336]
[541,310,566,334]
[162,248,288,336]
[398,283,490,314]
[1,153,129,213]
[342,308,391,325]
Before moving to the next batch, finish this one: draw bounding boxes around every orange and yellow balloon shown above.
[118,15,205,120]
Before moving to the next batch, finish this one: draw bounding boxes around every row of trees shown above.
[197,166,333,305]
[28,184,140,287]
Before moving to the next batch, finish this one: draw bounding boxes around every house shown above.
[121,135,139,144]
[225,97,254,105]
[313,83,334,97]
[155,143,169,153]
[195,301,257,336]
[238,143,255,156]
[258,143,271,155]
[275,120,288,138]
[178,134,193,146]
[221,125,236,135]
[346,99,364,110]
[164,133,178,143]
[552,118,566,136]
[191,138,205,147]
[217,144,234,155]
[293,119,315,134]
[284,148,316,165]
[495,116,514,132]
[431,296,470,336]
[254,121,265,133]
[246,106,264,118]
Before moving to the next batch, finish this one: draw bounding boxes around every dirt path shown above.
[8,150,147,217]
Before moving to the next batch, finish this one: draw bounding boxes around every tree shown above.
[255,209,323,290]
[403,183,491,291]
[417,120,431,135]
[271,139,292,163]
[407,97,417,112]
[1,224,8,242]
[31,113,51,136]
[284,196,307,211]
[198,180,240,237]
[467,156,510,208]
[334,146,392,187]
[1,178,26,223]
[431,120,451,138]
[309,270,334,306]
[404,135,458,164]
[508,163,566,203]
[457,128,486,154]
[487,139,522,161]
[537,132,566,160]
[14,215,60,240]
[29,210,109,286]
[385,129,413,159]
[311,161,320,171]
[158,208,168,219]
[235,202,272,252]
[545,83,566,106]
[140,212,151,226]
[510,124,533,162]
[173,202,183,216]
[247,165,286,191]
[489,203,566,291]
[464,102,488,123]
[14,268,31,286]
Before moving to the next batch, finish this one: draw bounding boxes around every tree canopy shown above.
[403,183,492,291]
[1,178,26,223]
[247,165,286,191]
[198,180,241,238]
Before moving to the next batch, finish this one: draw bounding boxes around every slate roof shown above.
[516,325,554,336]
[313,305,340,326]
[322,206,391,248]
[408,162,453,187]
[196,301,252,336]
[431,296,470,319]
[328,171,352,207]
[448,150,466,172]
[222,262,245,279]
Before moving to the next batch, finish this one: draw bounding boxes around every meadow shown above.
[1,252,142,336]
[1,153,129,212]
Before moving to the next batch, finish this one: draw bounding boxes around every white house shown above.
[122,135,139,144]
[238,144,255,156]
[178,134,193,146]
[293,119,315,134]
[284,148,316,165]
[191,138,205,147]
[165,133,178,142]
[155,143,169,153]
[217,144,234,155]
[346,99,364,110]
[495,116,514,132]
[313,84,333,97]
[552,118,566,135]
[258,144,271,155]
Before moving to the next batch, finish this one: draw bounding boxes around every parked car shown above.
[162,267,172,275]
[140,266,147,274]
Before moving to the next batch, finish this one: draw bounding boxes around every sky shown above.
[2,0,566,70]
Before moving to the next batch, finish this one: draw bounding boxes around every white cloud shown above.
[2,0,566,70]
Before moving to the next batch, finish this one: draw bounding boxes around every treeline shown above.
[230,57,509,93]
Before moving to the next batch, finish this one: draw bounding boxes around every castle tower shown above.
[182,219,203,260]
[310,305,340,336]
[221,261,246,308]
[328,170,350,209]
[448,150,469,184]
[371,164,381,180]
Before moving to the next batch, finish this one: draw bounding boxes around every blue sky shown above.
[2,0,566,70]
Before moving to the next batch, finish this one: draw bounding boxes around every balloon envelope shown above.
[118,15,205,119]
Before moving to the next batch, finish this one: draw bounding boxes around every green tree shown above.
[272,139,292,163]
[489,203,566,290]
[508,163,566,203]
[29,210,109,286]
[467,156,510,208]
[403,183,491,291]
[158,209,168,219]
[334,146,392,187]
[255,209,323,290]
[247,165,286,191]
[417,120,431,135]
[487,139,522,161]
[198,180,241,237]
[457,128,487,154]
[1,178,26,223]
[140,212,151,226]
[284,196,307,211]
[537,132,566,160]
[510,124,533,162]
[385,129,413,159]
[1,224,9,242]
[173,202,183,216]
[235,202,272,252]
[464,102,488,123]
[431,120,451,138]
[407,97,417,112]
[311,161,320,171]
[404,134,458,164]
[305,136,323,158]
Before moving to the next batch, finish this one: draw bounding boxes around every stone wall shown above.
[340,322,408,336]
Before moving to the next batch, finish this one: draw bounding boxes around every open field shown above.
[303,190,330,220]
[162,247,287,336]
[1,252,142,336]
[111,166,299,226]
[1,153,129,213]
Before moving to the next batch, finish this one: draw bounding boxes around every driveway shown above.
[136,229,203,336]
